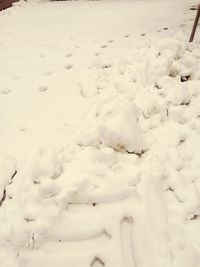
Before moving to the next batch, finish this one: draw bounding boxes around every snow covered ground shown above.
[0,0,200,266]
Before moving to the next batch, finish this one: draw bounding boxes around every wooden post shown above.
[189,4,200,42]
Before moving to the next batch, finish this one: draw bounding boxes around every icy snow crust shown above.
[1,0,200,267]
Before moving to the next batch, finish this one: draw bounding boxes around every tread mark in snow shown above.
[91,257,105,267]
[120,217,137,267]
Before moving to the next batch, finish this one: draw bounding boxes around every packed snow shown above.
[0,0,200,267]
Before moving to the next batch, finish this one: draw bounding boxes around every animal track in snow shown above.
[20,127,27,132]
[65,63,73,70]
[38,86,48,92]
[65,53,73,58]
[1,88,12,95]
[101,45,108,49]
[38,54,45,58]
[43,71,53,76]
[91,257,105,267]
[94,52,101,56]
[13,76,21,80]
[108,39,114,43]
[120,217,137,267]
[101,64,112,69]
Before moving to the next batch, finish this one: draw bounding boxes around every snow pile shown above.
[100,100,144,154]
[77,97,145,154]
[3,38,199,267]
[30,147,64,184]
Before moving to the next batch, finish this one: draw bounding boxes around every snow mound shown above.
[100,101,144,154]
[76,97,145,154]
[29,147,64,184]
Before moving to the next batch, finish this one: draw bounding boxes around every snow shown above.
[1,0,200,266]
[99,100,145,154]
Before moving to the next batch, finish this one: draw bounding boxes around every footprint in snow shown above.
[43,71,53,76]
[101,64,112,69]
[65,53,73,58]
[108,39,114,43]
[101,45,108,49]
[13,76,21,80]
[65,64,73,70]
[94,52,100,56]
[38,86,48,92]
[39,54,45,58]
[1,88,12,95]
[124,34,130,38]
[20,127,27,132]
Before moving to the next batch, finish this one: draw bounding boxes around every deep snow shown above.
[0,0,200,267]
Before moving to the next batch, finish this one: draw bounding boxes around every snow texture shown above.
[0,0,200,267]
